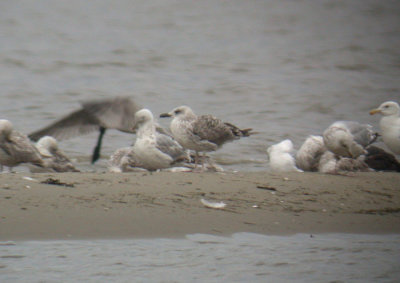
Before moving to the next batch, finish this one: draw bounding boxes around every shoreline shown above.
[0,171,399,240]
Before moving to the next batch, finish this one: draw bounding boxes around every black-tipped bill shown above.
[159,113,171,118]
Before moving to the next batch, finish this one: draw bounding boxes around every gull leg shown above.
[92,127,106,164]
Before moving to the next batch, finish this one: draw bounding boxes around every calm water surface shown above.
[1,233,399,283]
[1,0,399,171]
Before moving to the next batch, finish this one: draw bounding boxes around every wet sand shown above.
[0,171,399,240]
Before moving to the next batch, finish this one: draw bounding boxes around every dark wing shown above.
[192,115,251,146]
[28,109,101,141]
[82,96,140,133]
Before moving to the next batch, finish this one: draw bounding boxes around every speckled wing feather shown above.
[192,115,251,146]
[4,131,43,166]
[82,96,140,133]
[28,109,101,141]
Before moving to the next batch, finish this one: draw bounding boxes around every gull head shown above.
[0,119,13,139]
[133,109,154,130]
[370,101,400,117]
[159,105,196,120]
[36,136,59,157]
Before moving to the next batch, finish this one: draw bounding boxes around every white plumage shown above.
[323,121,377,158]
[370,101,400,155]
[267,139,302,172]
[296,135,326,172]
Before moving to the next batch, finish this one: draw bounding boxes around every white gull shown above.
[133,109,188,171]
[295,135,327,172]
[267,139,302,172]
[322,121,378,158]
[370,101,400,155]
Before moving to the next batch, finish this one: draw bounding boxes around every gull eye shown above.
[174,110,182,115]
[384,105,389,108]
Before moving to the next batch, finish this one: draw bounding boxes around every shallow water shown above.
[0,233,399,282]
[1,0,399,171]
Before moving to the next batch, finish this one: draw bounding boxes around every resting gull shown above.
[364,145,400,172]
[322,121,378,158]
[370,101,400,155]
[0,119,44,172]
[318,151,371,174]
[295,135,327,172]
[267,139,302,172]
[108,147,146,173]
[28,96,140,163]
[132,109,189,171]
[31,136,80,173]
[160,105,252,168]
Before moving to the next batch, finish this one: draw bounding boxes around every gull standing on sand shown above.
[323,121,378,158]
[31,136,80,172]
[295,135,327,172]
[132,109,189,171]
[160,105,252,168]
[267,139,302,172]
[0,119,44,172]
[370,101,400,155]
[28,96,141,163]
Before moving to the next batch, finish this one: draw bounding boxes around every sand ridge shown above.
[0,171,399,240]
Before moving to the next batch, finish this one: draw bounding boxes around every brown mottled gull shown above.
[28,96,141,164]
[31,136,80,173]
[160,105,252,168]
[0,119,44,172]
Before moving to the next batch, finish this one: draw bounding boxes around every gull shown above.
[108,147,145,173]
[160,105,252,168]
[132,109,189,171]
[267,139,302,172]
[364,145,400,172]
[0,119,44,172]
[322,121,378,158]
[31,136,80,172]
[28,96,140,163]
[318,151,371,174]
[295,135,327,172]
[370,101,400,155]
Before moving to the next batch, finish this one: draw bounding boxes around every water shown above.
[0,233,399,282]
[1,0,399,171]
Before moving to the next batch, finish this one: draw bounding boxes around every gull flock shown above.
[1,97,399,174]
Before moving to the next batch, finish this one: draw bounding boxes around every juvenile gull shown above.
[133,109,189,171]
[0,119,44,172]
[318,151,371,174]
[267,139,302,172]
[108,147,145,173]
[322,121,378,158]
[364,145,400,172]
[30,136,80,173]
[295,135,327,172]
[370,101,400,155]
[29,96,141,163]
[160,105,252,168]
